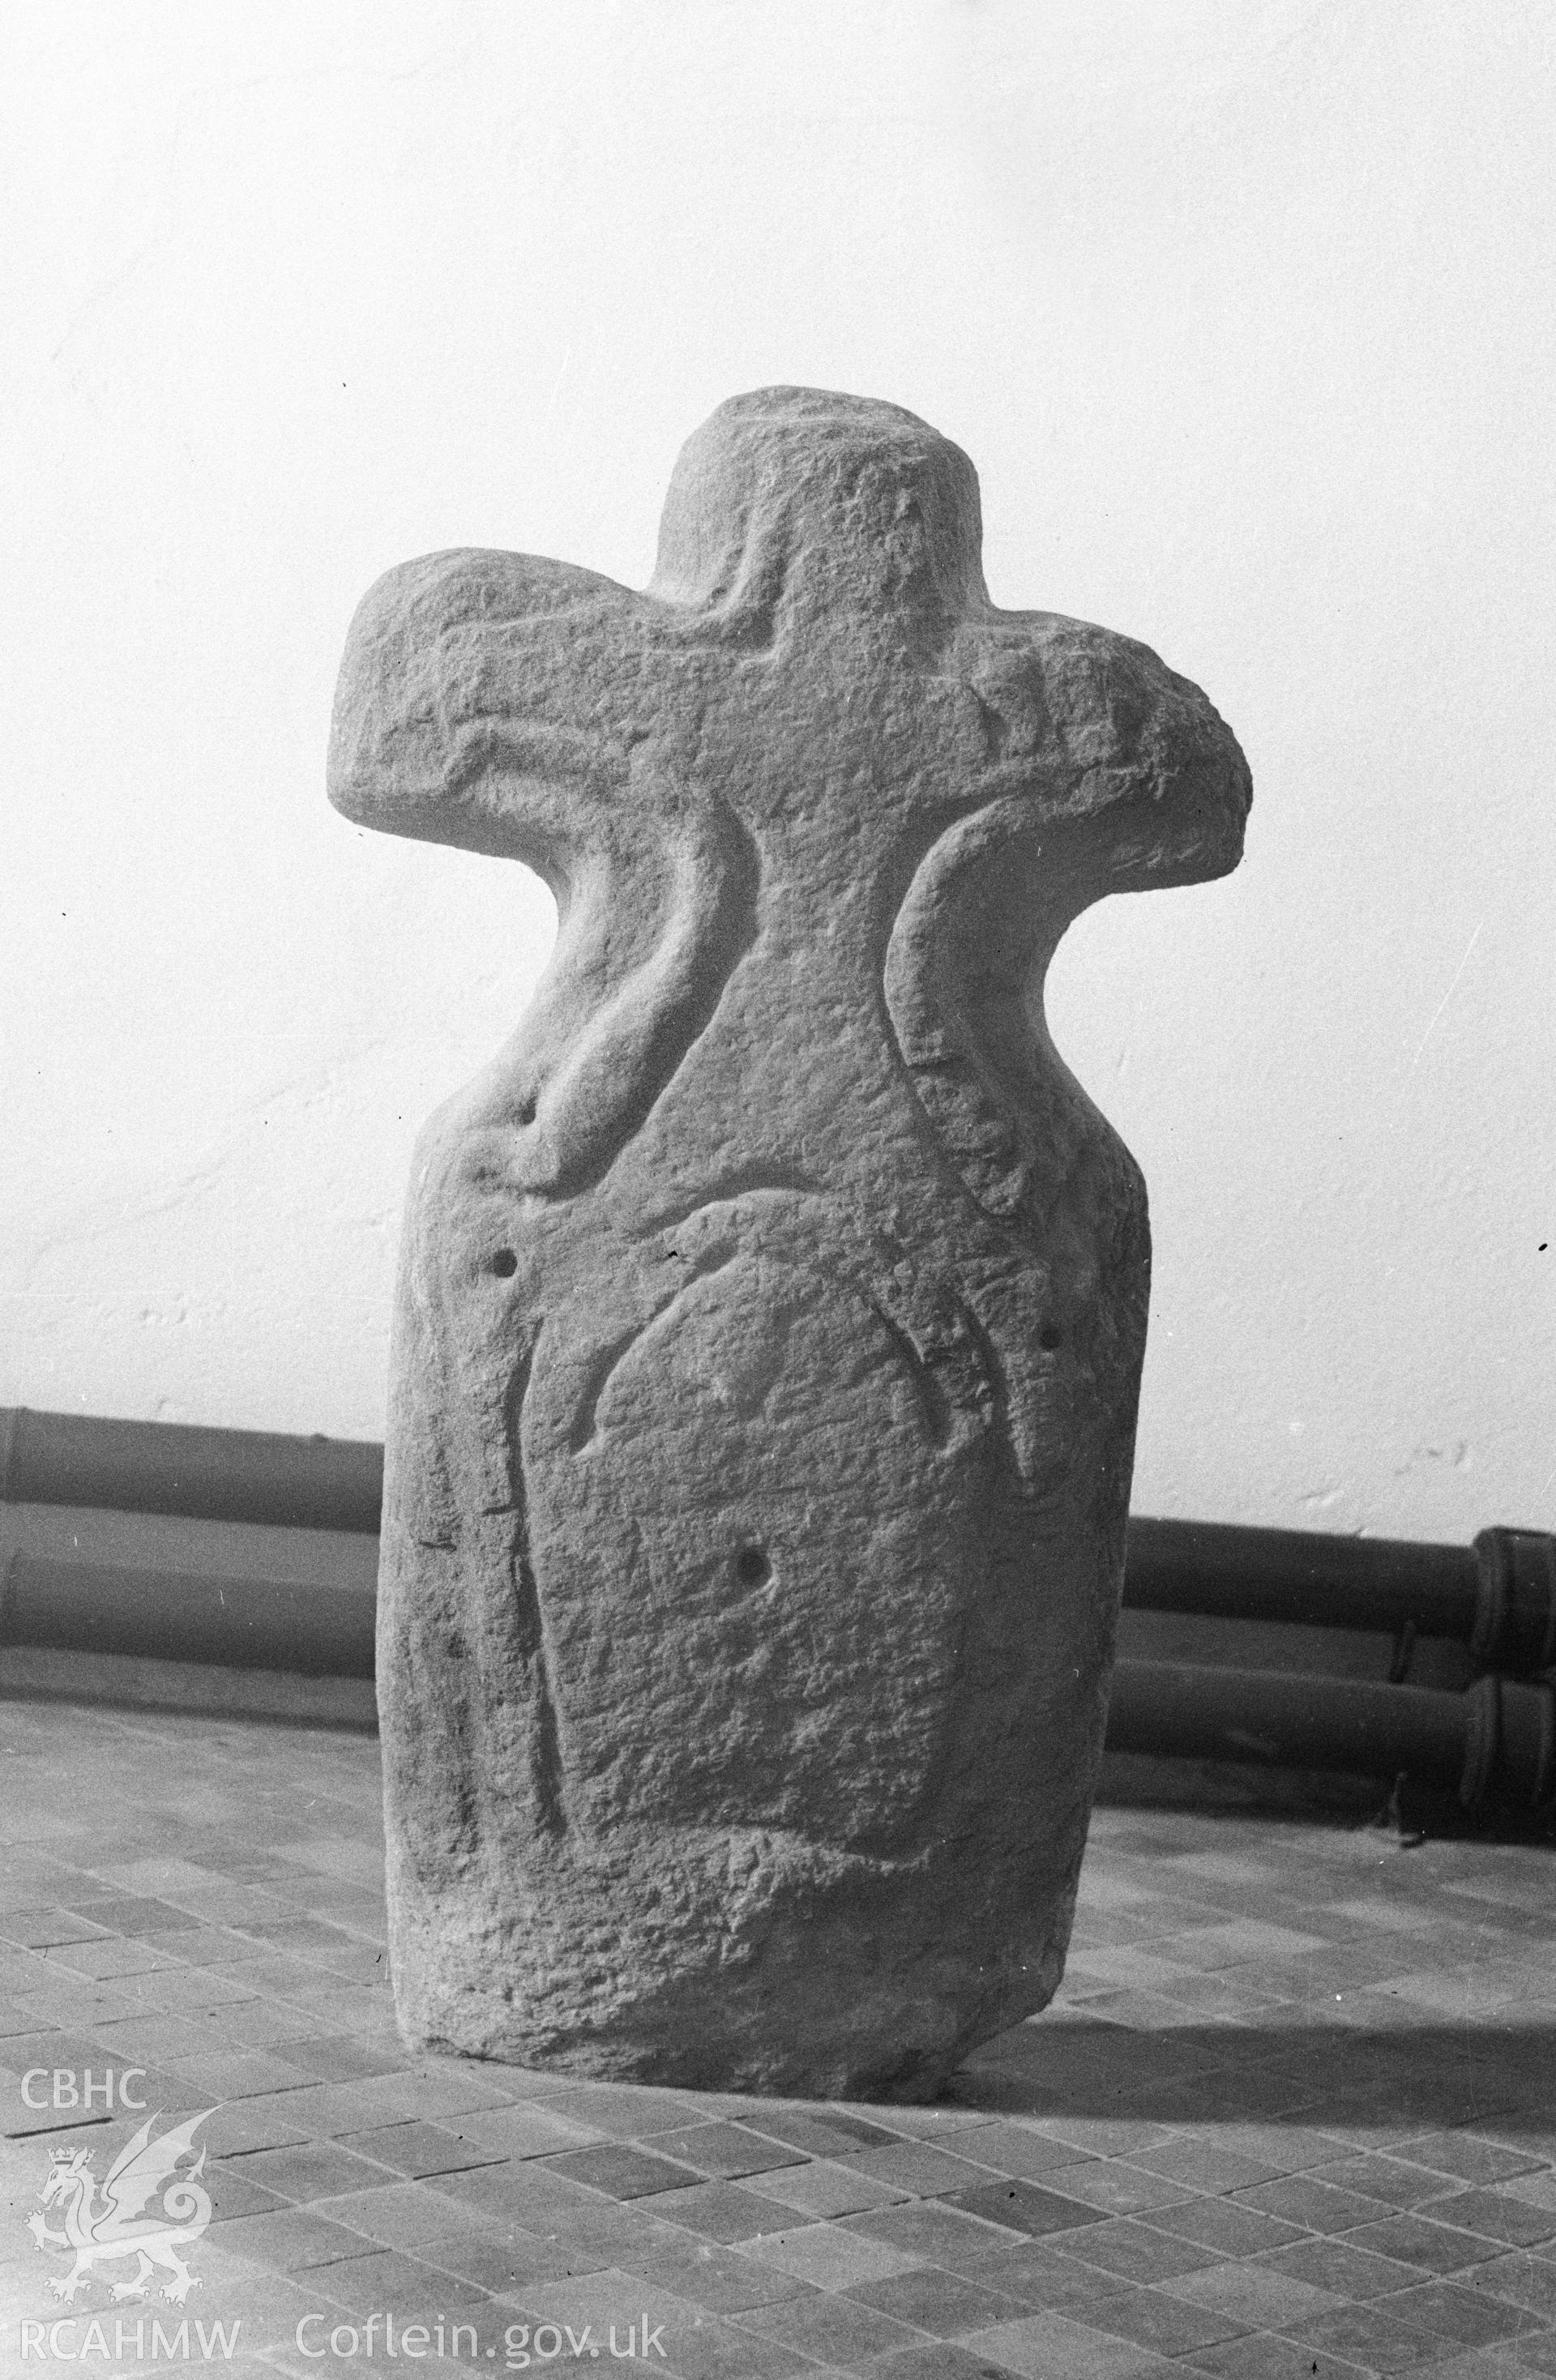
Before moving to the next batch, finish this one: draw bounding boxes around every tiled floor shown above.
[2,1701,1554,2379]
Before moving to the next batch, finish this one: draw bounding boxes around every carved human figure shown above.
[330,387,1250,2096]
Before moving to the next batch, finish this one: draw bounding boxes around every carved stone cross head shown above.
[331,387,1248,1209]
[331,388,1250,2097]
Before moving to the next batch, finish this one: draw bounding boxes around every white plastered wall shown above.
[2,0,1551,1538]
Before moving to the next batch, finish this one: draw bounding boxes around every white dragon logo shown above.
[27,2110,216,2304]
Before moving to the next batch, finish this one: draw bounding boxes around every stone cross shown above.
[330,387,1250,2097]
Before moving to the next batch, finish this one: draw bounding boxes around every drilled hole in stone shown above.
[735,1546,772,1589]
[490,1250,519,1278]
[1039,1326,1063,1351]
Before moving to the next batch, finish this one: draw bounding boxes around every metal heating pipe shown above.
[0,1404,384,1537]
[1107,1660,1556,1814]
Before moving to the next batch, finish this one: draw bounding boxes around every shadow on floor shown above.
[953,2020,1556,2129]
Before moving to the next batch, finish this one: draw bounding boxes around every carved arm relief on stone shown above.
[330,387,1250,2096]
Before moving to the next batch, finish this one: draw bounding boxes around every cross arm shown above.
[327,547,653,888]
[327,545,757,1200]
[950,608,1252,895]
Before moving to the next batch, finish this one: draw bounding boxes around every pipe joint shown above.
[1471,1528,1556,1676]
[1458,1671,1556,1814]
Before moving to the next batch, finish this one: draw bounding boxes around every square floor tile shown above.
[617,2237,814,2314]
[653,2179,802,2243]
[737,2288,920,2366]
[740,2108,905,2159]
[217,2206,374,2272]
[846,2265,1031,2337]
[1344,2209,1514,2274]
[1383,2275,1540,2348]
[843,2199,1045,2273]
[336,2117,509,2177]
[1035,2160,1195,2217]
[229,2137,400,2202]
[1083,2282,1251,2356]
[960,2309,1181,2377]
[642,2120,810,2180]
[1054,2217,1226,2286]
[1163,2260,1344,2331]
[746,2157,909,2220]
[1291,2298,1460,2372]
[949,2121,1098,2181]
[943,2176,1107,2237]
[1233,2173,1399,2233]
[1400,2131,1550,2186]
[744,2223,925,2292]
[1427,2184,1556,2247]
[543,2143,707,2199]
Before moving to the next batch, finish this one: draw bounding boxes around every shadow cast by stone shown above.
[957,2019,1555,2128]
